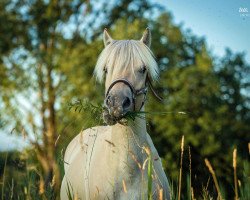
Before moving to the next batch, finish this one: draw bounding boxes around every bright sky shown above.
[0,133,27,151]
[159,0,250,61]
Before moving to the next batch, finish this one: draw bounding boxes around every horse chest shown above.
[62,125,148,199]
[83,126,145,198]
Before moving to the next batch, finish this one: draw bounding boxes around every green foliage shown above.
[239,161,250,200]
[144,12,250,198]
[68,99,104,124]
[0,149,63,200]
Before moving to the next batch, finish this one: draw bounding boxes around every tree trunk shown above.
[35,42,60,194]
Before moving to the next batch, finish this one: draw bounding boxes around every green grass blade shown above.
[147,154,153,200]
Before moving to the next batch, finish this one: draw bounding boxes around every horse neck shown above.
[128,106,147,139]
[110,106,148,146]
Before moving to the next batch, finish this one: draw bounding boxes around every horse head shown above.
[94,28,159,125]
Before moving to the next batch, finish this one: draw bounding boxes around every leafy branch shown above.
[68,99,104,124]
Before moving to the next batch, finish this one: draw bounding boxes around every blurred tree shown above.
[0,0,160,197]
[146,13,250,198]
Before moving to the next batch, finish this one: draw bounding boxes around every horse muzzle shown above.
[103,78,148,125]
[105,93,133,119]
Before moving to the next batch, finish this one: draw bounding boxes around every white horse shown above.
[60,28,170,200]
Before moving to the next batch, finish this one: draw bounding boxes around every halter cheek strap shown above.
[105,78,148,111]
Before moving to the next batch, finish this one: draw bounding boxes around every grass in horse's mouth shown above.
[111,112,146,125]
[68,99,103,122]
[68,98,187,125]
[68,99,146,124]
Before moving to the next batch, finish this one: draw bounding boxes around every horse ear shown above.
[103,28,113,47]
[140,27,151,47]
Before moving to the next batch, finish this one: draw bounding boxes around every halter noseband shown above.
[105,78,148,111]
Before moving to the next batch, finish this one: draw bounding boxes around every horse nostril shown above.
[106,95,112,107]
[122,97,131,109]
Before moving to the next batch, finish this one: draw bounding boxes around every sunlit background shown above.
[0,0,249,199]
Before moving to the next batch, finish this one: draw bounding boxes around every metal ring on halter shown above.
[105,78,148,111]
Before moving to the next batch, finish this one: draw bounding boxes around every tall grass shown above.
[233,148,238,200]
[178,136,184,200]
[145,147,153,200]
[169,138,249,200]
[1,141,249,200]
[204,158,223,200]
[1,153,8,200]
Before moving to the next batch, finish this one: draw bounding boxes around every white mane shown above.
[94,40,159,82]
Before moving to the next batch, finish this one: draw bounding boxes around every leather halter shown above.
[105,76,162,111]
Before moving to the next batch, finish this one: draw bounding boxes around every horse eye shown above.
[139,66,147,74]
